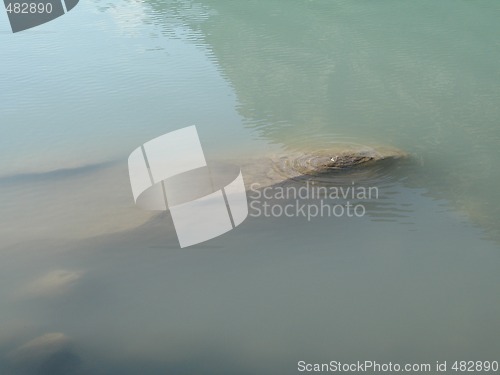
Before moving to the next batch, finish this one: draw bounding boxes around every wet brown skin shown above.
[315,154,376,170]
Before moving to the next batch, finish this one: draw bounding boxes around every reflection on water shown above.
[143,0,500,240]
[1,0,500,374]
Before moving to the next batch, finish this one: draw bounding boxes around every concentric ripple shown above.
[260,142,409,188]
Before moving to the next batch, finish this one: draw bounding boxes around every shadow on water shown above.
[0,154,498,374]
[2,156,498,374]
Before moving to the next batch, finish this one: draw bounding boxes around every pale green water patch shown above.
[145,0,500,240]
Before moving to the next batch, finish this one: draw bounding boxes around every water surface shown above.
[1,1,500,374]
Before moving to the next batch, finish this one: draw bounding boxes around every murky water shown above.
[1,1,500,374]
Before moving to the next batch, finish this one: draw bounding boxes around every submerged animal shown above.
[237,144,407,188]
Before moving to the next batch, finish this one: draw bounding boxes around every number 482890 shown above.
[452,361,499,372]
[5,2,53,14]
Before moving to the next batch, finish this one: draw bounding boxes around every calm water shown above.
[1,1,500,374]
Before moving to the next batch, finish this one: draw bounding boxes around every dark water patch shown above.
[0,160,119,186]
